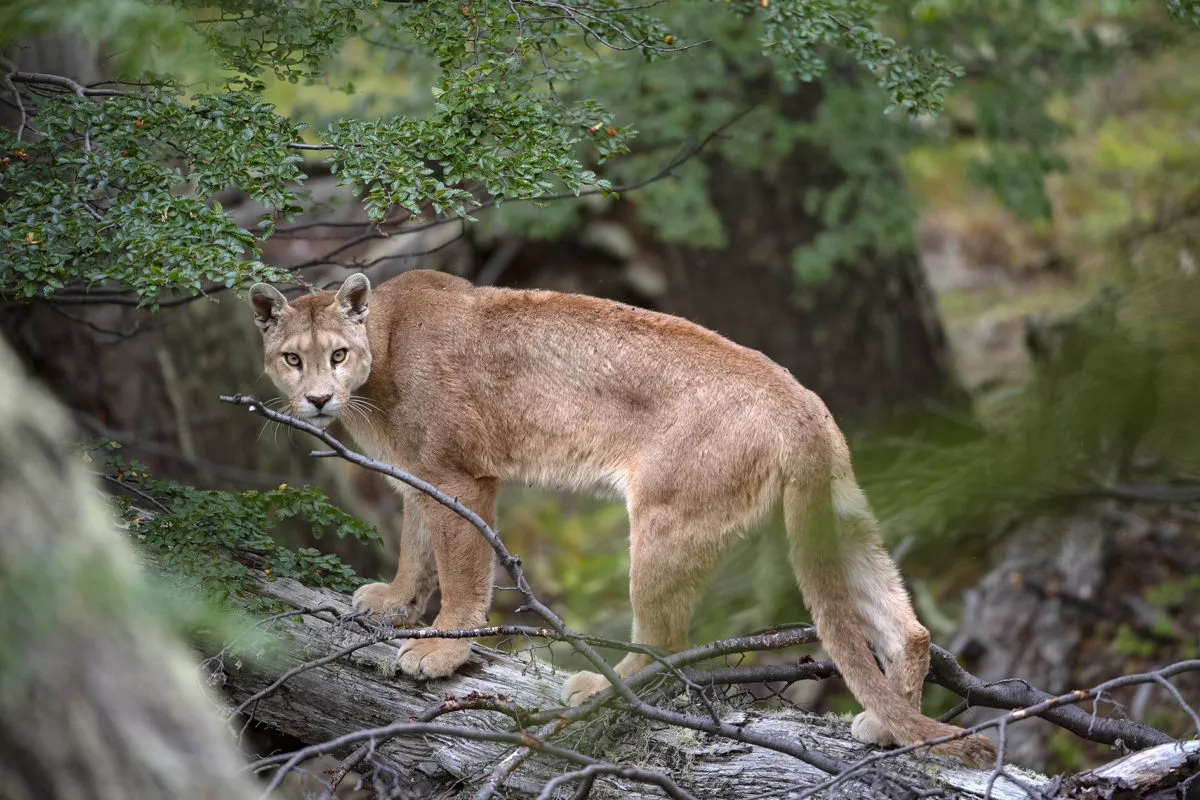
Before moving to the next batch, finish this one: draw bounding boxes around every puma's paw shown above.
[351,582,423,626]
[561,670,613,707]
[397,637,472,680]
[850,710,897,747]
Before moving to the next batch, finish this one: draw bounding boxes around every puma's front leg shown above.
[396,476,497,680]
[352,491,437,627]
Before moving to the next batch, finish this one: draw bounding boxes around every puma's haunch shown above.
[249,270,996,765]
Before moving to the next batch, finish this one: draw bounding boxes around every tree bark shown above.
[1042,742,1200,799]
[215,572,1048,800]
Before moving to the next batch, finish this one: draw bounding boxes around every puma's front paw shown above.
[850,710,896,747]
[351,582,423,626]
[561,670,613,707]
[397,637,472,679]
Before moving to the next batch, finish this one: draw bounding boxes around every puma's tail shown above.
[783,462,996,767]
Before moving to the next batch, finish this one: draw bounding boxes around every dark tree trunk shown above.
[492,87,959,420]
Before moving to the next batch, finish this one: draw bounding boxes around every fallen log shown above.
[211,571,1050,800]
[1041,740,1200,799]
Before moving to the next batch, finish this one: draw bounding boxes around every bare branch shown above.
[475,719,570,800]
[927,645,1178,750]
[3,70,28,141]
[535,762,701,800]
[795,659,1200,799]
[6,69,125,97]
[219,393,851,779]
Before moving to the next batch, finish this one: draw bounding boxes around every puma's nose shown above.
[306,393,333,411]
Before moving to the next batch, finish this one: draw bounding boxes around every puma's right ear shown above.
[249,283,288,331]
[335,272,370,324]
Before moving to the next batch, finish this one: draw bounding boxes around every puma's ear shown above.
[249,283,288,331]
[336,272,370,324]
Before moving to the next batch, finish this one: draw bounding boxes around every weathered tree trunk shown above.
[215,572,1047,800]
[0,338,258,800]
[950,499,1200,771]
[1042,741,1200,799]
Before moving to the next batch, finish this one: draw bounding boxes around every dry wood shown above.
[213,572,1050,800]
[1042,740,1200,798]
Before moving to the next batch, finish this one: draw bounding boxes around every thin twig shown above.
[535,762,701,800]
[475,719,570,800]
[3,71,27,141]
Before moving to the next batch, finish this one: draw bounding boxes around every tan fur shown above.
[250,270,996,765]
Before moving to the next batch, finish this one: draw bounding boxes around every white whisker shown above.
[343,400,377,437]
[349,394,383,414]
[347,396,379,417]
[256,419,274,442]
[358,408,376,435]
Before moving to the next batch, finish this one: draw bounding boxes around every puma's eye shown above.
[283,353,301,368]
[331,348,348,365]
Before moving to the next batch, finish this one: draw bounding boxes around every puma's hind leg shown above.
[562,502,726,706]
[839,509,931,745]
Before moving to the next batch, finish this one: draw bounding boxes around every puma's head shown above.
[248,273,373,428]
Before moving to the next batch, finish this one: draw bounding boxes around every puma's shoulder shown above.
[366,271,479,333]
[377,269,474,303]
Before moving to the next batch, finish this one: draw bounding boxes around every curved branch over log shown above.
[211,572,1048,800]
[927,646,1176,751]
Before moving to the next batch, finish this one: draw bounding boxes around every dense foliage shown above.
[2,0,964,305]
[92,443,378,610]
[7,1,1196,305]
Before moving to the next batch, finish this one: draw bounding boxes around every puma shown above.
[249,270,995,765]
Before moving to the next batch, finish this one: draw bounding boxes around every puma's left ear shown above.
[336,273,370,323]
